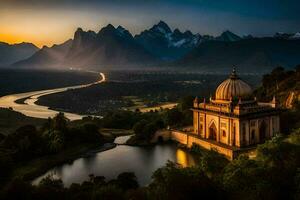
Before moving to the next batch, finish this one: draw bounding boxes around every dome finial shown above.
[230,67,238,79]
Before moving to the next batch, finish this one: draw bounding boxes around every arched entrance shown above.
[209,122,217,141]
[259,121,267,142]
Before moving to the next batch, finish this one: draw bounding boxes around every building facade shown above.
[161,69,281,159]
[188,69,280,158]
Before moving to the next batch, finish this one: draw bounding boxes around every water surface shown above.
[0,72,105,120]
[33,136,196,186]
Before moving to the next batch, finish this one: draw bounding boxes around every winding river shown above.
[0,71,196,186]
[0,72,105,120]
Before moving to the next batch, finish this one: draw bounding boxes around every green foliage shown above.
[39,175,64,189]
[52,112,69,131]
[289,128,300,145]
[0,154,13,187]
[133,120,148,136]
[222,155,271,199]
[219,134,300,200]
[3,125,47,159]
[255,66,299,104]
[0,112,109,189]
[102,111,141,129]
[177,96,194,111]
[190,143,203,154]
[66,123,103,144]
[149,161,224,200]
[1,178,34,200]
[163,108,184,127]
[44,130,64,153]
[92,185,124,200]
[199,150,229,179]
[115,172,139,191]
[131,119,161,143]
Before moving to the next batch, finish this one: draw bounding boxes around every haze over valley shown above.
[1,1,300,199]
[1,21,300,73]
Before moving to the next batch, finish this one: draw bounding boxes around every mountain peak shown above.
[98,24,117,35]
[173,28,182,35]
[152,20,172,34]
[76,27,84,32]
[106,24,115,29]
[157,20,168,27]
[183,30,193,37]
[74,28,84,40]
[116,25,128,33]
[217,30,241,42]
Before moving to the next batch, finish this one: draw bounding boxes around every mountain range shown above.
[3,21,300,72]
[13,24,157,69]
[174,38,300,73]
[135,21,202,61]
[0,42,38,67]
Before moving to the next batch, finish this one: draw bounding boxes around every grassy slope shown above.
[0,108,45,135]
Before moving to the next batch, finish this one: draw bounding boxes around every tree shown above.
[133,120,148,136]
[178,96,194,111]
[116,172,139,191]
[46,130,64,153]
[92,185,124,200]
[53,112,68,131]
[163,108,184,127]
[150,161,224,200]
[4,125,45,158]
[199,150,229,179]
[2,179,34,200]
[222,155,270,199]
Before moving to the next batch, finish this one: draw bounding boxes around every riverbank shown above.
[12,143,104,182]
[126,135,154,146]
[0,72,105,121]
[13,129,133,185]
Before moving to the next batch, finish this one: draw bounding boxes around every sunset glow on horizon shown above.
[1,0,300,47]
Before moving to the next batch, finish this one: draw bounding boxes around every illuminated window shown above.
[200,124,203,134]
[221,122,226,128]
[222,130,226,137]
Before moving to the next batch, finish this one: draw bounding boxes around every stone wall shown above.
[171,130,188,145]
[153,129,257,160]
[187,135,236,159]
[170,130,236,159]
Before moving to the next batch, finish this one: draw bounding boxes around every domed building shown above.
[215,69,252,100]
[172,69,280,159]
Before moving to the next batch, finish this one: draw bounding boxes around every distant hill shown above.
[13,40,72,69]
[215,30,241,42]
[14,25,157,70]
[63,24,157,68]
[0,108,45,135]
[0,42,39,67]
[174,38,300,73]
[254,66,300,107]
[253,66,300,132]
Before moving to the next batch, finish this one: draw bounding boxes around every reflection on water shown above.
[0,73,105,120]
[33,143,196,186]
[176,149,195,167]
[114,135,132,144]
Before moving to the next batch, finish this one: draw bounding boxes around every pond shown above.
[33,136,197,186]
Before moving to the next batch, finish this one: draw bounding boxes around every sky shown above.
[1,0,300,48]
